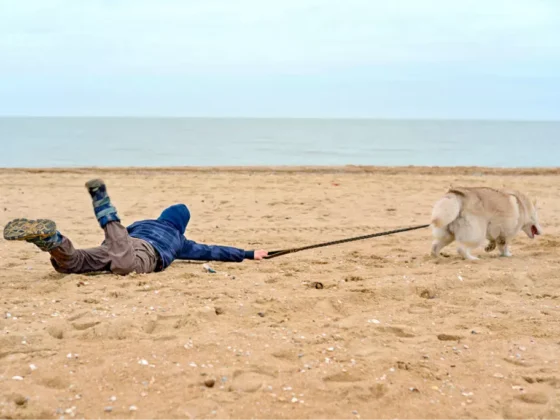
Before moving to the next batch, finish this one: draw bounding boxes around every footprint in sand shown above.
[378,326,415,338]
[323,372,363,383]
[231,368,277,393]
[37,375,70,390]
[515,392,550,405]
[71,319,101,331]
[523,375,560,387]
[46,324,66,340]
[503,389,553,419]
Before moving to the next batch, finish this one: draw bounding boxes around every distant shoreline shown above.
[1,165,559,176]
[1,116,560,123]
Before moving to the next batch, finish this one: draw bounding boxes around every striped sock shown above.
[27,231,63,251]
[86,180,120,228]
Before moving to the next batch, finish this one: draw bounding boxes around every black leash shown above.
[264,224,430,259]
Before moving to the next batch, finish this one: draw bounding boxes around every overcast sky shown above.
[1,0,559,119]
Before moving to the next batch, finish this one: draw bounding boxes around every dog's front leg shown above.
[497,237,512,257]
[485,240,496,252]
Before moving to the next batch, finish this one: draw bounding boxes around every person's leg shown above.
[49,237,111,274]
[86,179,151,275]
[101,221,137,275]
[4,179,156,275]
[3,218,111,274]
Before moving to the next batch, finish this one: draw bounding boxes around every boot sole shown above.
[3,218,56,241]
[85,179,105,191]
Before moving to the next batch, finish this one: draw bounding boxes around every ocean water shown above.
[1,117,558,168]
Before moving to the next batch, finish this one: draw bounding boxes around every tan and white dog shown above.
[430,187,542,260]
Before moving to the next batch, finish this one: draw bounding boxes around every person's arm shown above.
[178,238,267,262]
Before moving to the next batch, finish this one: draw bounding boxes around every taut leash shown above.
[264,224,430,259]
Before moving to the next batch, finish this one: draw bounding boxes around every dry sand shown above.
[1,166,559,419]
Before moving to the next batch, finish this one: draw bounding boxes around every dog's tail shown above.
[431,192,462,228]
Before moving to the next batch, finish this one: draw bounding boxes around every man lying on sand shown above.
[3,179,268,275]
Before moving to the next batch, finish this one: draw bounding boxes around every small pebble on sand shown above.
[204,378,216,388]
[29,364,37,371]
[12,376,24,381]
[104,406,113,412]
[138,359,149,365]
[13,394,27,405]
[129,405,138,411]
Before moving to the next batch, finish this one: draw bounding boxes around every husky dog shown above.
[430,187,542,260]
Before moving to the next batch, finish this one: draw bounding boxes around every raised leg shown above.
[86,179,140,274]
[485,240,496,252]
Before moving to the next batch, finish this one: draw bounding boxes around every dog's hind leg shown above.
[453,216,485,260]
[431,228,454,257]
[457,244,479,260]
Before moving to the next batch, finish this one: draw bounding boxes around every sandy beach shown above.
[1,166,559,419]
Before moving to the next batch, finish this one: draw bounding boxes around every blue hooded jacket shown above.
[126,204,254,271]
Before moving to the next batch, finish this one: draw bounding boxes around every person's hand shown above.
[253,249,268,260]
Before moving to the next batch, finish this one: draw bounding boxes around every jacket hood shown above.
[158,204,190,234]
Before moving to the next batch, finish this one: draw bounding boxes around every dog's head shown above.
[517,194,542,239]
